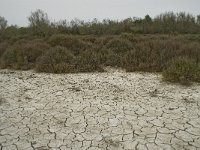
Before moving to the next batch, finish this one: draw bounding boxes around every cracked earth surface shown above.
[0,69,200,150]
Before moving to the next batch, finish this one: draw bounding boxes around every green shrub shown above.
[74,50,104,72]
[97,48,122,67]
[0,47,18,69]
[0,42,9,58]
[1,33,200,85]
[121,49,140,71]
[36,46,75,73]
[48,34,92,55]
[163,57,200,84]
[105,38,134,53]
[179,42,200,64]
[0,41,49,69]
[81,36,97,44]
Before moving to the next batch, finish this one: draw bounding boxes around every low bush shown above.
[0,41,49,69]
[74,50,104,72]
[48,34,92,55]
[162,57,200,84]
[97,48,122,67]
[105,38,134,53]
[0,42,9,58]
[1,33,200,84]
[36,46,75,73]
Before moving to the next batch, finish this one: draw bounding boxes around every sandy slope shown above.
[0,69,200,150]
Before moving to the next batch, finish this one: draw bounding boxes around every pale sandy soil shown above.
[0,69,200,150]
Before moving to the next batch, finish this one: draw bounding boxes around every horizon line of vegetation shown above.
[0,10,200,85]
[1,9,200,36]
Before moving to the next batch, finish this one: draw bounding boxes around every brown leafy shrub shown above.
[74,50,104,72]
[80,36,97,44]
[1,33,200,84]
[179,42,200,64]
[0,42,9,58]
[121,40,163,72]
[0,40,49,69]
[105,38,134,53]
[94,36,114,46]
[36,46,75,73]
[163,57,200,85]
[48,34,92,55]
[97,48,122,67]
[0,47,18,69]
[121,49,140,71]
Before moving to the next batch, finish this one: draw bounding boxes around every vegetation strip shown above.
[0,10,200,84]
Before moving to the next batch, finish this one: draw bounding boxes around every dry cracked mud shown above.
[0,69,200,150]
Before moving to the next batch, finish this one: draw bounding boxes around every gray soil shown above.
[0,69,200,150]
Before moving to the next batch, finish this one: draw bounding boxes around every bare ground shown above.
[0,69,200,150]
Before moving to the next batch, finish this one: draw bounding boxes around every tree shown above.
[153,12,177,33]
[144,15,152,23]
[197,15,200,25]
[143,15,153,33]
[28,9,50,36]
[28,9,49,27]
[0,16,7,30]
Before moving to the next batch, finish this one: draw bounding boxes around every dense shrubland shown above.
[0,10,200,84]
[163,57,200,85]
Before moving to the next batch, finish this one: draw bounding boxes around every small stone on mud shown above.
[56,91,63,96]
[109,118,119,127]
